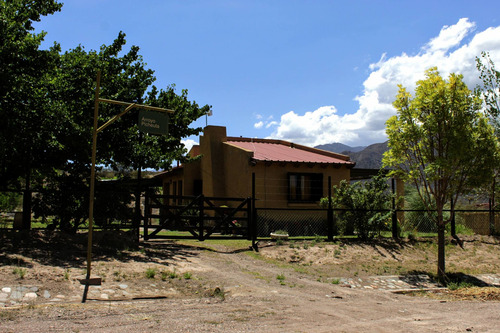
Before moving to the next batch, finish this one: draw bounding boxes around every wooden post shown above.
[391,178,398,239]
[251,173,258,251]
[198,195,204,241]
[82,71,174,303]
[327,176,333,241]
[134,132,143,243]
[144,190,150,241]
[450,199,456,236]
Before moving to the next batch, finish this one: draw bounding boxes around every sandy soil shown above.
[1,231,499,332]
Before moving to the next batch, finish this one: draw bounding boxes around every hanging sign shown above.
[138,110,169,135]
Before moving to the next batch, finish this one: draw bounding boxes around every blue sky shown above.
[34,1,500,149]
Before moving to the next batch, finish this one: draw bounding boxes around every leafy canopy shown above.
[383,67,497,221]
[0,1,211,231]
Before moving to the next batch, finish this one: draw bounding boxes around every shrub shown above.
[321,174,393,239]
[145,268,157,279]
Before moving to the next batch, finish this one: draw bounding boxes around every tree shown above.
[476,52,500,133]
[320,174,393,240]
[0,0,63,228]
[383,68,498,280]
[1,1,211,231]
[476,52,500,228]
[31,33,210,231]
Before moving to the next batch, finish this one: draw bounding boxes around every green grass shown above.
[145,268,157,279]
[12,267,26,279]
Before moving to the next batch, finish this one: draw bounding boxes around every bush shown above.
[321,174,393,239]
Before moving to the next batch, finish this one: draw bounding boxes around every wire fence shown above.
[256,208,500,238]
[2,188,499,238]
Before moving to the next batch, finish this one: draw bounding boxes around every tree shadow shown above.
[0,230,205,269]
[400,270,495,288]
[345,238,413,261]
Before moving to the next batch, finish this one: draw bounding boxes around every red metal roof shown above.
[226,139,354,165]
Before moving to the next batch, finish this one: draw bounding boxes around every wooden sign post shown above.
[82,71,174,303]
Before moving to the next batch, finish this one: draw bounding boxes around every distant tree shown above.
[383,68,498,280]
[321,174,393,240]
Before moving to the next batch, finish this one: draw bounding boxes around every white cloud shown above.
[181,139,198,152]
[266,121,278,128]
[270,18,500,147]
[254,115,276,129]
[254,121,264,129]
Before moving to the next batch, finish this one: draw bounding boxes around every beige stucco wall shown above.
[249,163,350,209]
[160,125,352,209]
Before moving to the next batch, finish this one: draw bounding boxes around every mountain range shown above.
[315,142,389,169]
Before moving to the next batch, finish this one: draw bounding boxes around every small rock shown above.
[43,291,51,299]
[24,292,37,299]
[119,284,128,290]
[100,293,109,300]
[10,291,22,300]
[2,287,11,293]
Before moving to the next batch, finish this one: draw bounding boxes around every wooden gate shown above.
[143,192,255,241]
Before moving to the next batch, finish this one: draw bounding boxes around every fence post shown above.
[144,190,150,241]
[246,197,252,240]
[327,176,334,241]
[391,178,398,238]
[198,195,205,241]
[251,173,258,251]
[489,198,495,235]
[450,199,456,236]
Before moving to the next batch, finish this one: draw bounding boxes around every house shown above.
[157,125,355,209]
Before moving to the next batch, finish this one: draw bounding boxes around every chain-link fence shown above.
[256,208,499,238]
[257,208,328,237]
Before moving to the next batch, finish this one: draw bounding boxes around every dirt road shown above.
[1,238,499,332]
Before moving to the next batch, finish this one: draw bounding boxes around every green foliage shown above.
[383,67,498,279]
[161,270,178,280]
[476,52,500,214]
[404,187,440,233]
[476,52,500,134]
[12,267,26,279]
[0,1,64,229]
[383,68,497,225]
[1,1,212,231]
[276,273,286,285]
[321,174,393,240]
[145,268,157,279]
[0,192,21,212]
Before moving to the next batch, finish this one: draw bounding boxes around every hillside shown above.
[315,141,389,169]
[315,143,365,154]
